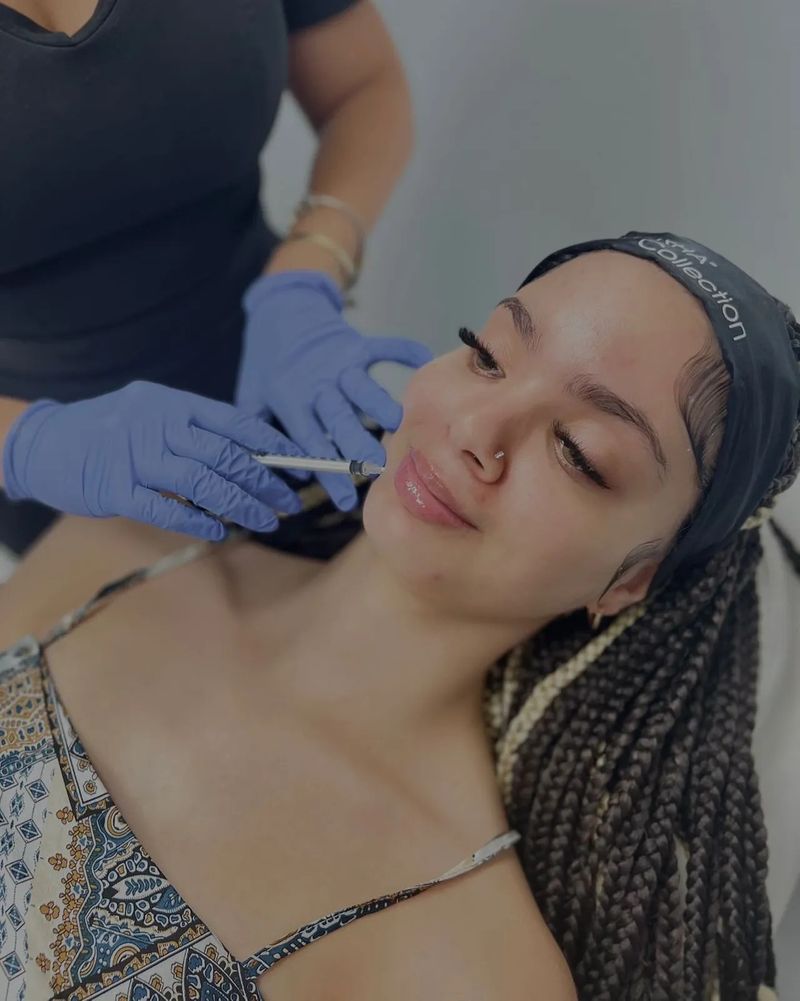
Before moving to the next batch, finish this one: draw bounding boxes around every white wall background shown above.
[262,0,800,992]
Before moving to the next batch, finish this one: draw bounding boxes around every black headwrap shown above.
[518,231,800,596]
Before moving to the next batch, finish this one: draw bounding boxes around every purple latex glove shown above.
[235,270,434,510]
[2,380,309,540]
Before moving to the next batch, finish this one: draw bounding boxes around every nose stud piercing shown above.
[494,451,505,459]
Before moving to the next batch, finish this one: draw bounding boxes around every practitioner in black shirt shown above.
[0,0,432,555]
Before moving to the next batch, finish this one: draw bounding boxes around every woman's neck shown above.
[236,531,546,797]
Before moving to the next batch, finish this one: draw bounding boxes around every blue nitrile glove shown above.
[235,269,434,511]
[1,380,311,541]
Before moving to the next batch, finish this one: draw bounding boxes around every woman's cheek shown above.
[397,365,451,430]
[502,479,590,576]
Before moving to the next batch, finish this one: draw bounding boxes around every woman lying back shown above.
[0,231,798,1001]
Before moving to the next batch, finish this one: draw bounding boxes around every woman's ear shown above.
[593,558,660,618]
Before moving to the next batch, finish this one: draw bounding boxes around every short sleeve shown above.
[281,0,360,33]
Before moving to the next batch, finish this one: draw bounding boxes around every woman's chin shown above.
[361,475,468,579]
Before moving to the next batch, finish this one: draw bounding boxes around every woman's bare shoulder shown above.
[311,850,577,1001]
[0,514,191,649]
[0,511,323,651]
[406,864,576,1001]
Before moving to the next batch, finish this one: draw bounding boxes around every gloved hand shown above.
[1,380,310,541]
[236,269,434,511]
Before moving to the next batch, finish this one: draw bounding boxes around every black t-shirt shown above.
[0,0,358,403]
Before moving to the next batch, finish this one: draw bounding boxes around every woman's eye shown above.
[554,421,610,489]
[458,327,501,375]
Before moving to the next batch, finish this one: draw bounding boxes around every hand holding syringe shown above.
[1,376,389,542]
[162,451,386,529]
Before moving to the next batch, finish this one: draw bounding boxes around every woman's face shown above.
[362,250,718,626]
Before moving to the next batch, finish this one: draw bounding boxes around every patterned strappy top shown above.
[0,524,521,1000]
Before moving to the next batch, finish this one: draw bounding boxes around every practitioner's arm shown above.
[0,395,33,491]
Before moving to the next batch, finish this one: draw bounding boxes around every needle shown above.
[249,452,386,478]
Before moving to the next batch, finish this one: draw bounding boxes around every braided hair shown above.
[482,302,800,1000]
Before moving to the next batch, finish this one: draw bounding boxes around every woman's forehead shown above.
[511,251,714,352]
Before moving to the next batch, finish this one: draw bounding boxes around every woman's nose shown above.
[460,444,507,479]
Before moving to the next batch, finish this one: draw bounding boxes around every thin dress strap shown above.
[241,829,522,980]
[37,525,249,650]
[35,475,337,650]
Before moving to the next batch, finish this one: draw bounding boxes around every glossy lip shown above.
[408,447,479,529]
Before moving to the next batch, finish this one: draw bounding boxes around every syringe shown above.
[158,452,385,529]
[249,452,386,479]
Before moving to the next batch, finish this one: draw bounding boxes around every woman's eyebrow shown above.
[497,297,540,350]
[569,375,670,481]
[496,295,670,481]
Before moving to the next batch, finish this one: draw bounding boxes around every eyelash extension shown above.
[553,420,609,489]
[458,326,610,489]
[458,326,499,373]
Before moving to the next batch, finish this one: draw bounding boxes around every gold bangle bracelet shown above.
[284,231,358,289]
[294,193,366,268]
